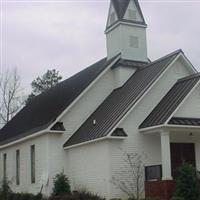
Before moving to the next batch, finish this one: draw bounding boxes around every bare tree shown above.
[111,152,144,200]
[0,69,22,125]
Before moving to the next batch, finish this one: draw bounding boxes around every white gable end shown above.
[113,66,136,88]
[174,83,200,118]
[123,0,143,22]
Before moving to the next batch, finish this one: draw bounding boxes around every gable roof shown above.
[0,56,118,145]
[64,50,181,148]
[139,73,200,129]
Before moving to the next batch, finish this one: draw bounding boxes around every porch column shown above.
[160,130,172,180]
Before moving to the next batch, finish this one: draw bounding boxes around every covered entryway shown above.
[170,143,196,178]
[144,130,200,200]
[144,128,200,200]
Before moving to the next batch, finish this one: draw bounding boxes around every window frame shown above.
[16,149,20,185]
[3,153,7,180]
[30,145,35,184]
[145,164,162,181]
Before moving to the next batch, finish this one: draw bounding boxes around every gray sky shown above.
[1,0,200,93]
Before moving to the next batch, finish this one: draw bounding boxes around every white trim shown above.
[63,135,127,150]
[63,137,107,150]
[107,136,127,140]
[105,2,112,28]
[139,125,164,133]
[49,130,65,134]
[105,21,147,34]
[165,124,200,130]
[107,52,181,137]
[0,129,64,148]
[140,124,200,134]
[48,55,121,130]
[0,130,48,149]
[164,80,200,125]
[180,52,198,73]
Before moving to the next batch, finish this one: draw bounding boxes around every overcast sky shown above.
[1,0,200,93]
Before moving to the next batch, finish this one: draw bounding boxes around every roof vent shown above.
[51,122,65,131]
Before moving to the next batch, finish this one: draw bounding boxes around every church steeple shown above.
[105,0,148,62]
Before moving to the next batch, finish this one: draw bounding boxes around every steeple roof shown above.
[111,0,130,20]
[111,0,146,25]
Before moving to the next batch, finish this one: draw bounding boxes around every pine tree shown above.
[26,69,62,104]
[52,171,71,196]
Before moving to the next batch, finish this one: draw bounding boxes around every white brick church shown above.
[0,0,200,199]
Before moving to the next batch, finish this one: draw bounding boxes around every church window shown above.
[16,149,20,185]
[128,9,137,21]
[129,36,139,48]
[30,145,35,184]
[110,12,116,25]
[3,153,7,180]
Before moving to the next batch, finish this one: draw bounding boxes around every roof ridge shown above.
[138,49,181,72]
[120,58,148,64]
[149,49,182,65]
[177,72,200,83]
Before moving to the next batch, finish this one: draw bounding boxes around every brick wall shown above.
[145,180,176,200]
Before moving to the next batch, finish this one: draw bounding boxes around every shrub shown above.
[34,193,43,200]
[170,197,184,200]
[7,192,43,200]
[173,163,200,200]
[109,199,121,200]
[0,178,12,200]
[73,189,105,200]
[49,189,105,200]
[141,197,161,200]
[52,172,71,196]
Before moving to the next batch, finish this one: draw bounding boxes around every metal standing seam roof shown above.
[139,73,200,129]
[169,117,200,126]
[0,55,119,145]
[64,50,181,147]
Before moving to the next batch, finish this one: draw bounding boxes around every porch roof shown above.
[139,73,200,130]
[168,117,200,126]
